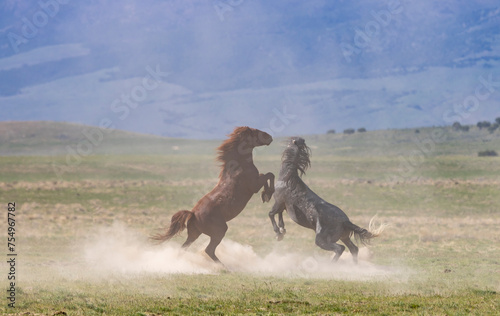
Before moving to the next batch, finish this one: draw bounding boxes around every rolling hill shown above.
[0,121,219,156]
[1,121,499,158]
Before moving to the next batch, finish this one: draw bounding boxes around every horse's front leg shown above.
[259,172,275,203]
[269,202,286,241]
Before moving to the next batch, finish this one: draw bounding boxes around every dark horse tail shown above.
[343,218,386,246]
[150,210,193,243]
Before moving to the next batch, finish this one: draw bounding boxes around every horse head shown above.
[282,137,311,178]
[216,126,273,175]
[233,126,273,148]
[290,137,306,147]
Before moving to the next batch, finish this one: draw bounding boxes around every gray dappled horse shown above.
[269,137,383,263]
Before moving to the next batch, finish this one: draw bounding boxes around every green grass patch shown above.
[1,122,499,314]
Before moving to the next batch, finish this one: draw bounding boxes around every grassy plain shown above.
[1,122,499,315]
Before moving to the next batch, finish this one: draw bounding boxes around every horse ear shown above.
[233,126,251,136]
[243,126,254,137]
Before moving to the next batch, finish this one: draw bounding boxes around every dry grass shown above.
[1,128,499,314]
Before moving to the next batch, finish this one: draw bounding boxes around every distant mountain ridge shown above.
[0,1,499,138]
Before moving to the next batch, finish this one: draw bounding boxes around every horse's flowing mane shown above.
[216,126,252,176]
[281,139,311,187]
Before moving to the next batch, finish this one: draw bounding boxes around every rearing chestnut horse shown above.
[151,126,275,264]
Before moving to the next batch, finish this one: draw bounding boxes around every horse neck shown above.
[278,163,298,182]
[220,148,255,176]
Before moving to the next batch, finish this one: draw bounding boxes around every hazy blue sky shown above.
[0,0,499,138]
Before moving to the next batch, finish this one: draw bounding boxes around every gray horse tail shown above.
[343,217,386,246]
[150,210,193,243]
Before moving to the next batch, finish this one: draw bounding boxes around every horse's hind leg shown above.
[181,223,201,249]
[269,202,286,240]
[341,236,359,264]
[329,243,345,262]
[278,212,286,235]
[315,230,345,262]
[205,222,228,264]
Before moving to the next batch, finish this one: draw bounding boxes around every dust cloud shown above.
[83,222,403,280]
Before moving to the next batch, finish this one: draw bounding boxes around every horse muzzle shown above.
[259,133,273,146]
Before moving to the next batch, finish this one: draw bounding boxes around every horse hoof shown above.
[275,233,284,241]
[261,191,271,203]
[279,227,286,234]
